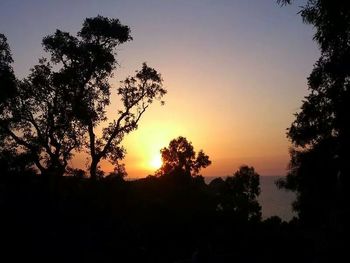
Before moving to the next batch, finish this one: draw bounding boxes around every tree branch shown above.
[0,123,45,173]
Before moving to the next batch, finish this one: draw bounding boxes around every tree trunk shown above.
[90,158,98,180]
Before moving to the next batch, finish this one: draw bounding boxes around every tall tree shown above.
[0,16,166,178]
[277,1,349,228]
[43,16,166,179]
[41,16,133,178]
[0,34,16,110]
[0,34,15,147]
[0,46,84,176]
[0,34,28,175]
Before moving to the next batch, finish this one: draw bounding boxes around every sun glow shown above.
[150,154,162,170]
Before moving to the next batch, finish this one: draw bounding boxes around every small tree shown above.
[211,166,261,221]
[0,34,19,173]
[156,136,211,179]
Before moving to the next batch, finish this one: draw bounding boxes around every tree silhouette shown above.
[43,16,166,179]
[156,136,211,179]
[40,16,131,179]
[0,34,16,110]
[0,34,18,173]
[0,34,84,176]
[210,165,261,221]
[0,16,166,178]
[277,1,349,229]
[104,162,127,181]
[87,63,166,179]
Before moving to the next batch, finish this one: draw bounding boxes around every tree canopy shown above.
[156,136,211,180]
[210,166,261,221]
[0,34,16,110]
[0,16,167,178]
[277,0,349,228]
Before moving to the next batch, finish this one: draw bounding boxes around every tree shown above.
[277,1,349,228]
[156,136,211,179]
[0,34,21,174]
[0,16,167,178]
[0,34,16,145]
[42,16,166,179]
[0,36,85,176]
[104,163,127,182]
[87,63,166,179]
[40,16,130,179]
[210,166,261,221]
[1,33,77,176]
[0,34,16,111]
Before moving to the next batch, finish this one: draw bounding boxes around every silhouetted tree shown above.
[0,149,36,176]
[156,136,211,180]
[105,162,127,181]
[39,15,131,179]
[0,40,84,176]
[87,63,166,179]
[211,166,261,221]
[0,34,16,111]
[43,16,166,179]
[1,34,65,175]
[277,0,349,229]
[0,16,166,178]
[0,34,20,174]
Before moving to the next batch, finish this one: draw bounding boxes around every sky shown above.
[0,0,319,178]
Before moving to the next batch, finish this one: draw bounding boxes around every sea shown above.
[205,176,296,221]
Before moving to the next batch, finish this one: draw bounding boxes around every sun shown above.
[150,154,162,170]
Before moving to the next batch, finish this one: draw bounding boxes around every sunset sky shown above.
[0,0,319,178]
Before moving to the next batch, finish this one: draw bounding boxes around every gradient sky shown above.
[0,0,319,178]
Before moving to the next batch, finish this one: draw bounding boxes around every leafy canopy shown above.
[156,136,211,178]
[0,16,167,179]
[277,0,350,227]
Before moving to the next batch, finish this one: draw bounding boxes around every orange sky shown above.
[71,53,313,178]
[1,0,319,178]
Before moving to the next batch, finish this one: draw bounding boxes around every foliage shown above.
[88,62,166,179]
[42,16,166,179]
[66,168,87,178]
[0,149,36,176]
[277,0,349,228]
[0,16,166,178]
[0,34,83,176]
[104,163,127,181]
[156,136,211,180]
[0,34,16,111]
[1,166,286,262]
[210,165,261,221]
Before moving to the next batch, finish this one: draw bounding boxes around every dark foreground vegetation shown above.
[0,172,313,263]
[0,135,345,262]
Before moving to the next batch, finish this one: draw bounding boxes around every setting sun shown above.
[150,154,162,170]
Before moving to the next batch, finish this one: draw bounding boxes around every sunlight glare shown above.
[150,154,162,170]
